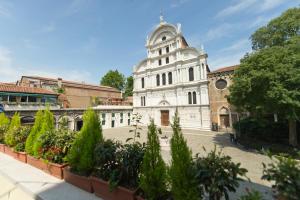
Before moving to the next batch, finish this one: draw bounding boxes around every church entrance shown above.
[161,110,170,126]
[220,114,230,128]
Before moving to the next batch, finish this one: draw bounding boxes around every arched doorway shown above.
[219,107,230,128]
[75,117,83,131]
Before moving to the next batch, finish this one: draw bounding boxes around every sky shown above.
[0,0,299,84]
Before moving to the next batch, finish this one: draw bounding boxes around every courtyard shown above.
[103,126,273,199]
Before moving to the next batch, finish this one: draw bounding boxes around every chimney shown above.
[57,78,62,88]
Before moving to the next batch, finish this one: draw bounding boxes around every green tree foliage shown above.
[194,147,248,200]
[25,110,44,155]
[139,120,167,200]
[67,108,103,174]
[4,112,21,147]
[169,110,200,200]
[239,190,263,200]
[262,154,300,200]
[0,113,10,143]
[124,76,133,97]
[100,70,125,91]
[14,126,31,152]
[33,108,55,157]
[228,8,300,146]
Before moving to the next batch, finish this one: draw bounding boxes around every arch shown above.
[158,99,170,106]
[189,67,194,81]
[141,77,145,88]
[168,72,172,84]
[219,106,229,114]
[148,24,178,46]
[156,74,160,86]
[188,92,192,104]
[192,91,197,104]
[162,73,166,85]
[218,106,230,128]
[74,116,83,131]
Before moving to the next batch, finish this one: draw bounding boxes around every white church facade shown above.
[133,17,211,130]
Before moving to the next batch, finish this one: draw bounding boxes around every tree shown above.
[228,8,300,146]
[25,110,44,155]
[169,110,200,200]
[100,70,125,91]
[139,119,167,199]
[67,108,103,174]
[124,76,133,97]
[0,113,10,143]
[4,112,21,147]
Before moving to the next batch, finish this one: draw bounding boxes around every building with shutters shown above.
[133,16,211,130]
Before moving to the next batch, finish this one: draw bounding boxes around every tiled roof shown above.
[210,65,239,74]
[0,83,57,95]
[21,76,119,92]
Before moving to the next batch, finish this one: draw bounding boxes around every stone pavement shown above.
[103,126,274,199]
[0,152,101,200]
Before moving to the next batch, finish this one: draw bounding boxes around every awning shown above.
[0,92,57,98]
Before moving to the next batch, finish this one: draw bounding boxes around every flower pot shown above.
[44,162,68,179]
[4,146,18,158]
[90,176,136,200]
[0,144,5,153]
[63,167,93,193]
[27,155,47,171]
[15,151,27,163]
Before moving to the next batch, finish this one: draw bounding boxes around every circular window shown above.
[215,79,227,90]
[162,36,166,41]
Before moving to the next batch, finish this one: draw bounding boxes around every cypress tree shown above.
[140,119,167,200]
[4,112,21,147]
[33,108,55,157]
[25,110,44,155]
[67,108,103,174]
[169,110,200,200]
[0,113,10,143]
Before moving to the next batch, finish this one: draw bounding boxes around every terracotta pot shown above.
[0,144,6,153]
[90,176,136,200]
[63,167,93,193]
[44,162,68,179]
[15,152,27,163]
[4,146,18,158]
[27,155,47,171]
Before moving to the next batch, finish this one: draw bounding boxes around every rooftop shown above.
[0,83,57,95]
[209,65,239,74]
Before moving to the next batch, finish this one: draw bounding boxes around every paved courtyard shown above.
[103,126,274,199]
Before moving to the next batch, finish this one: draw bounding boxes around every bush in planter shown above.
[67,108,103,174]
[37,129,75,164]
[0,113,10,143]
[11,126,31,152]
[33,108,55,157]
[169,111,200,200]
[25,110,44,155]
[139,119,167,199]
[4,112,21,147]
[262,154,300,200]
[193,147,248,200]
[94,139,123,189]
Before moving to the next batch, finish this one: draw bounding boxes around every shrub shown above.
[14,126,31,152]
[67,108,103,175]
[169,110,200,200]
[0,113,10,143]
[262,154,300,200]
[193,147,248,200]
[239,189,263,200]
[4,112,21,147]
[94,139,123,189]
[33,108,55,157]
[139,119,167,199]
[25,110,44,155]
[38,129,75,164]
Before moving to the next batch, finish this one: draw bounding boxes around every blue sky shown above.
[0,0,299,84]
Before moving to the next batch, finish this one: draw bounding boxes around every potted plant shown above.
[0,113,10,152]
[138,120,168,200]
[37,128,75,179]
[193,146,248,200]
[13,126,31,163]
[65,108,103,193]
[4,112,21,158]
[262,154,300,200]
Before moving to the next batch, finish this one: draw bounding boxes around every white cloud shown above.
[216,0,257,18]
[41,22,56,33]
[171,0,190,8]
[205,23,234,41]
[259,0,286,12]
[220,38,250,52]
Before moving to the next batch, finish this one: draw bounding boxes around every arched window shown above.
[166,57,169,64]
[162,73,166,85]
[189,67,194,81]
[144,96,146,106]
[141,96,143,106]
[141,78,144,88]
[188,92,192,104]
[193,91,197,104]
[156,74,160,86]
[168,72,172,84]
